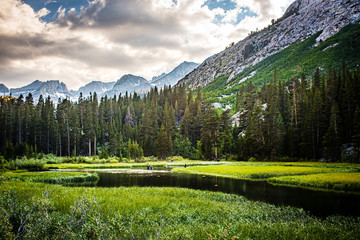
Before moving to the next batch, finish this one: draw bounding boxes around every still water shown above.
[67,168,360,217]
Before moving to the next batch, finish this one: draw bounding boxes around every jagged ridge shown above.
[176,0,360,89]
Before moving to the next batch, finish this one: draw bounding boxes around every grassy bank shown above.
[2,171,99,184]
[269,172,360,191]
[0,181,359,239]
[173,165,342,180]
[173,162,360,191]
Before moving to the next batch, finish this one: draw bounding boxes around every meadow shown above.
[1,171,99,184]
[269,172,360,191]
[1,180,359,239]
[173,162,360,191]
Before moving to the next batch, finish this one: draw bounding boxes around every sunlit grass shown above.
[269,172,360,191]
[1,181,359,239]
[2,171,99,183]
[173,165,342,180]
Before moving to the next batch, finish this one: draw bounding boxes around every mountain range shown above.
[0,61,199,101]
[1,0,359,105]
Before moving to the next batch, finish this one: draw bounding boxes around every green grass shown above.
[173,162,360,191]
[1,171,99,184]
[1,181,359,239]
[173,165,342,180]
[269,172,360,191]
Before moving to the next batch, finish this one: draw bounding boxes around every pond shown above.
[63,168,360,217]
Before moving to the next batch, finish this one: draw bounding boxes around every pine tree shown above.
[157,124,171,160]
[200,105,219,160]
[323,102,342,162]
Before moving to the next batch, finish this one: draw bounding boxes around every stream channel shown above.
[62,168,360,217]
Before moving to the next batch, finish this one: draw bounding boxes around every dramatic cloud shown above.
[0,0,293,90]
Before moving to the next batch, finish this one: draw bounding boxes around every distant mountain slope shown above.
[10,80,70,102]
[104,74,152,96]
[151,61,199,87]
[0,84,9,95]
[71,81,115,98]
[177,0,360,89]
[150,73,166,83]
[203,23,360,105]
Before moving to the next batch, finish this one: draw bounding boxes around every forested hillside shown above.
[203,23,360,106]
[1,63,359,163]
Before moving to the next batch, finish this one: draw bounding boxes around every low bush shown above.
[3,171,99,184]
[15,158,46,171]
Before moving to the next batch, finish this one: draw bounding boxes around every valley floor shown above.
[173,161,360,192]
[1,160,360,239]
[0,179,359,239]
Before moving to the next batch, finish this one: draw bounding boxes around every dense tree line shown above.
[0,64,359,162]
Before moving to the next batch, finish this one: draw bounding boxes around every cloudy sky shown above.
[0,0,293,90]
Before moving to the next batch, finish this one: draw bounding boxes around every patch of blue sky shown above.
[203,0,236,12]
[236,7,258,23]
[23,0,93,22]
[211,6,258,25]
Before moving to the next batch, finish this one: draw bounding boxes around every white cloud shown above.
[0,0,293,90]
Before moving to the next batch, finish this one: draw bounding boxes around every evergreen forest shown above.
[1,64,360,163]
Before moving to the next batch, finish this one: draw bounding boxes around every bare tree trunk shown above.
[94,135,96,156]
[89,139,91,156]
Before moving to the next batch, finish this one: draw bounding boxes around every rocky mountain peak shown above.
[0,83,9,94]
[176,0,360,89]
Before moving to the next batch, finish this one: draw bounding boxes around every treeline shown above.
[0,64,360,162]
[234,64,360,162]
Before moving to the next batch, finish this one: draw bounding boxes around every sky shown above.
[0,0,293,90]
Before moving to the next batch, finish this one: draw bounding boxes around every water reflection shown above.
[66,169,360,217]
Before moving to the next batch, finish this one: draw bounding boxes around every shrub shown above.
[0,156,7,169]
[63,157,76,164]
[248,157,257,162]
[15,158,46,171]
[109,159,118,163]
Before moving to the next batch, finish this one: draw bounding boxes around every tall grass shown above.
[0,181,359,239]
[2,171,99,184]
[173,165,341,180]
[269,172,360,191]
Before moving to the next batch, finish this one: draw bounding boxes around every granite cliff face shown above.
[177,0,360,89]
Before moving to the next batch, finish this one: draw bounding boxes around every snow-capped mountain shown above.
[9,80,70,102]
[0,84,9,95]
[104,74,152,96]
[71,81,116,98]
[151,61,199,87]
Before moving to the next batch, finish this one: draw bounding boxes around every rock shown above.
[176,0,360,89]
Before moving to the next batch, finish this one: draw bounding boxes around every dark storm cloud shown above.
[0,31,136,70]
[0,33,54,64]
[56,0,156,28]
